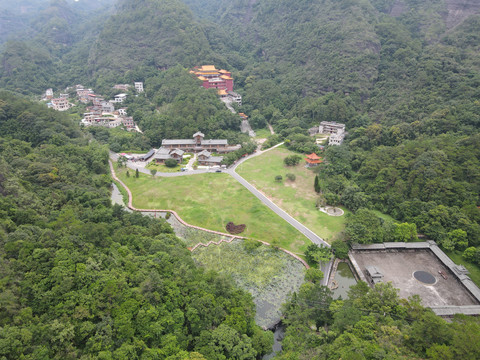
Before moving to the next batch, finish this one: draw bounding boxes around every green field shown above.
[116,169,310,253]
[237,147,347,243]
[254,128,272,139]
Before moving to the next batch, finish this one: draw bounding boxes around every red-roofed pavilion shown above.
[305,153,322,167]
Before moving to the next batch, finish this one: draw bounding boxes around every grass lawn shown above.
[254,128,272,139]
[146,161,182,173]
[116,169,310,253]
[372,210,396,222]
[237,147,348,243]
[444,250,480,287]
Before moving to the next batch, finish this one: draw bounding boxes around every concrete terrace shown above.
[349,242,480,316]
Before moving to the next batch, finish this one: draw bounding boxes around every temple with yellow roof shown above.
[192,65,234,92]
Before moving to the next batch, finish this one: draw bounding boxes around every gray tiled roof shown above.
[162,139,196,145]
[201,139,228,145]
[155,147,171,155]
[198,150,211,157]
[171,149,184,156]
[200,156,223,163]
[193,131,204,138]
[153,154,171,160]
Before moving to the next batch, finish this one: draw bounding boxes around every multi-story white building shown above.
[319,121,346,146]
[134,82,144,92]
[114,94,127,103]
[45,88,53,99]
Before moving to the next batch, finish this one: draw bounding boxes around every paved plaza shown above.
[351,249,479,307]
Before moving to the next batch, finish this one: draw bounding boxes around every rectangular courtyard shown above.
[351,249,479,307]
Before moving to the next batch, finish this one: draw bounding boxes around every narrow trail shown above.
[267,123,275,134]
[109,160,309,268]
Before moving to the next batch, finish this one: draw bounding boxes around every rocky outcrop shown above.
[444,0,480,29]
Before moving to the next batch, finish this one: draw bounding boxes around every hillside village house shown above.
[114,84,130,91]
[45,88,53,99]
[134,82,144,92]
[161,132,240,153]
[114,94,127,103]
[51,97,70,111]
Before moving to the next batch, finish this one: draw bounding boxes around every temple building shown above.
[191,65,234,92]
[161,132,240,153]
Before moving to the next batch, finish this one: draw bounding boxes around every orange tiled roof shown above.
[306,153,321,160]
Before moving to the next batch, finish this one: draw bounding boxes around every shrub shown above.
[284,155,302,166]
[165,212,171,220]
[165,159,178,168]
[275,175,283,182]
[331,239,349,259]
[286,173,296,181]
[243,238,261,252]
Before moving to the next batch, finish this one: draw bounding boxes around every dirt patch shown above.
[226,222,246,235]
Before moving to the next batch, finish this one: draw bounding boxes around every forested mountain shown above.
[0,0,115,94]
[87,0,222,84]
[0,92,272,359]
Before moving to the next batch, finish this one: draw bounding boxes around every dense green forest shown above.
[276,281,480,359]
[0,92,272,359]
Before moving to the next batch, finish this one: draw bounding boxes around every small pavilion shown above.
[305,153,322,167]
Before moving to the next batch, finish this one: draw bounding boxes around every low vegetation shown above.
[237,147,347,243]
[116,168,310,253]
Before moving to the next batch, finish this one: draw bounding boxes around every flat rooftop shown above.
[350,247,480,308]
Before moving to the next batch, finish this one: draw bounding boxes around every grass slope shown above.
[116,168,309,253]
[237,147,348,243]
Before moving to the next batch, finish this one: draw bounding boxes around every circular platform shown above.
[413,270,436,285]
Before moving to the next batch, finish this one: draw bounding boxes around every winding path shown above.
[110,142,333,282]
[109,160,309,269]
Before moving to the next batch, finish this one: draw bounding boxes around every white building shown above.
[118,108,128,116]
[319,121,345,135]
[101,101,115,112]
[134,82,144,92]
[45,88,53,99]
[227,91,242,105]
[319,121,345,146]
[114,94,127,103]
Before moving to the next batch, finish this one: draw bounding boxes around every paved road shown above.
[111,147,333,283]
[225,168,329,248]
